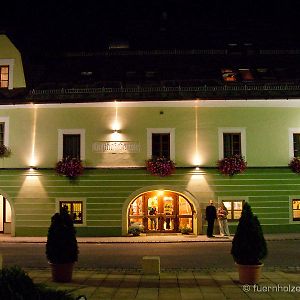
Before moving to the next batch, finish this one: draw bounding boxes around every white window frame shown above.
[218,196,248,223]
[58,129,85,161]
[0,117,9,146]
[147,128,175,161]
[288,128,300,159]
[218,127,246,160]
[56,198,87,226]
[289,196,300,224]
[0,59,14,90]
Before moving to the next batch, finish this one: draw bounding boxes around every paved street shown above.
[0,239,299,270]
[1,234,299,299]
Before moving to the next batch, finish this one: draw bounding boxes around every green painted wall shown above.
[0,167,299,236]
[1,104,300,169]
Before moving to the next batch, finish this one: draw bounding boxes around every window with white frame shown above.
[218,127,246,159]
[0,59,14,90]
[288,128,300,158]
[147,128,175,160]
[56,198,86,225]
[0,117,9,147]
[58,129,85,160]
[219,197,247,222]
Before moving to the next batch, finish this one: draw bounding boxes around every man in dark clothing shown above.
[205,200,217,237]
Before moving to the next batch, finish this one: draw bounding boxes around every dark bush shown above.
[0,266,74,299]
[231,202,268,265]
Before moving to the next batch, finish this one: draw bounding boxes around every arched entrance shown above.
[128,190,194,233]
[0,194,12,234]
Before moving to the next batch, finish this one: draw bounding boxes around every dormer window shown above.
[0,66,9,88]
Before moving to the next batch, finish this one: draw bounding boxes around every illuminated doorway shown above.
[128,190,194,233]
[0,195,12,234]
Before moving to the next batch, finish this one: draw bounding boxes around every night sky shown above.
[1,0,300,53]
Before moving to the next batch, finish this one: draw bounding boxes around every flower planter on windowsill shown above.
[55,157,84,179]
[289,157,300,173]
[0,144,11,158]
[217,155,247,176]
[146,157,175,177]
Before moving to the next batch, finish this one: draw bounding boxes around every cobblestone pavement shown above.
[27,267,300,300]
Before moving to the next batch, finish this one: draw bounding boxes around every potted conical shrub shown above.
[231,202,267,284]
[46,207,79,282]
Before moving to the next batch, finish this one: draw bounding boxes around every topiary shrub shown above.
[231,202,267,265]
[46,207,79,264]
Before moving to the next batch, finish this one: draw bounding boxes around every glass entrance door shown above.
[128,190,194,233]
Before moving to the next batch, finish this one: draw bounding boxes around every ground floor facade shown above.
[0,167,299,237]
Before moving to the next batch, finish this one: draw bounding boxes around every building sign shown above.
[92,141,140,153]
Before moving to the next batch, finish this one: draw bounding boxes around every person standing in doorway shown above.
[205,200,217,237]
[217,203,230,237]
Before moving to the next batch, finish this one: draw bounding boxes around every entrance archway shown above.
[128,190,195,233]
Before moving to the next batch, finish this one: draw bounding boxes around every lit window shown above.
[59,201,83,224]
[292,200,300,221]
[0,66,9,88]
[222,200,244,221]
[221,69,237,82]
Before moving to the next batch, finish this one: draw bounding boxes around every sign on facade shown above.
[92,141,141,153]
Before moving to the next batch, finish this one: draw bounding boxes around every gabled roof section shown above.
[0,34,26,89]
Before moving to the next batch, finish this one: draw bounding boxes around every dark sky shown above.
[2,0,300,52]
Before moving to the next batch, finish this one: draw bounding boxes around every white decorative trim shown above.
[57,129,85,160]
[218,127,246,160]
[0,116,9,146]
[4,99,300,109]
[147,128,175,161]
[0,59,14,90]
[289,196,300,224]
[288,128,300,159]
[55,198,87,226]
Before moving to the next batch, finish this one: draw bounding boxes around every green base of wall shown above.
[14,227,122,237]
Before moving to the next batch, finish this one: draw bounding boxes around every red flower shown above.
[289,157,300,173]
[146,157,175,177]
[56,157,84,179]
[217,155,247,176]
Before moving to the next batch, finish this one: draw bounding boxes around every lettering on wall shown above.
[92,141,141,153]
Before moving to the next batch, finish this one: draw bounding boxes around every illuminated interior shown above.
[293,199,300,221]
[128,190,194,233]
[0,195,11,233]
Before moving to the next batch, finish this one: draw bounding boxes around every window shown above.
[147,128,175,161]
[152,133,170,159]
[58,129,85,160]
[223,133,241,157]
[0,117,9,147]
[63,134,80,159]
[292,199,300,221]
[0,66,9,88]
[58,200,85,225]
[0,123,4,145]
[218,128,246,160]
[222,200,245,221]
[293,133,300,157]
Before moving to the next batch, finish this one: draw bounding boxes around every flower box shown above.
[146,157,175,177]
[217,155,247,176]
